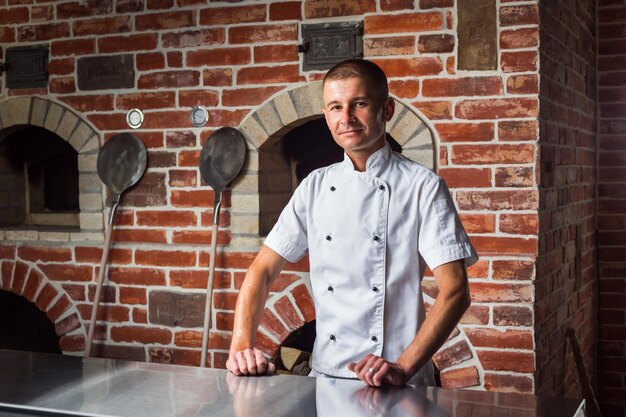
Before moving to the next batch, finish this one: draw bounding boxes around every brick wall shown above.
[0,0,568,394]
[598,1,626,415]
[536,0,598,402]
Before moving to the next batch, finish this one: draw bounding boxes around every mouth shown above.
[339,129,362,135]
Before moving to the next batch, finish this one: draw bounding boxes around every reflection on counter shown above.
[0,350,584,417]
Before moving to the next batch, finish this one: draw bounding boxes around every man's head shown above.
[323,59,389,105]
[322,59,394,170]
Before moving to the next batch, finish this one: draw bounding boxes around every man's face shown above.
[322,77,394,157]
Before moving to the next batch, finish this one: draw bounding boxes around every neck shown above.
[346,141,385,172]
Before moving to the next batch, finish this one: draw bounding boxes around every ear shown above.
[384,97,395,122]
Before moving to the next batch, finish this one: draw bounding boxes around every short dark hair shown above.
[323,59,389,103]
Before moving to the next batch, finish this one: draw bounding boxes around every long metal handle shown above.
[85,197,118,357]
[201,192,222,368]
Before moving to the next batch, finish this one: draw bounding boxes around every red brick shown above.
[237,64,305,85]
[471,235,537,256]
[500,28,539,49]
[274,296,305,330]
[112,229,168,244]
[56,0,112,18]
[162,28,224,48]
[116,92,175,110]
[136,52,165,71]
[365,12,442,34]
[413,100,451,120]
[111,326,172,344]
[364,36,415,57]
[18,246,72,263]
[460,305,490,325]
[494,305,532,326]
[203,68,233,86]
[223,86,282,107]
[54,313,81,336]
[40,264,93,282]
[492,260,534,281]
[439,167,491,188]
[207,109,249,127]
[507,74,539,95]
[466,328,533,349]
[229,24,296,44]
[29,5,50,21]
[108,267,166,286]
[136,210,197,227]
[500,213,538,235]
[270,1,301,20]
[35,283,58,312]
[98,34,158,53]
[470,282,533,303]
[58,95,114,112]
[133,308,148,324]
[477,350,534,372]
[260,309,290,341]
[166,130,196,148]
[381,0,414,11]
[484,373,533,393]
[178,150,201,168]
[498,120,537,141]
[170,190,213,208]
[174,330,202,347]
[173,230,230,245]
[166,51,182,67]
[115,0,143,12]
[73,16,131,36]
[11,262,28,294]
[269,274,301,292]
[22,269,43,302]
[138,71,199,89]
[119,287,147,305]
[388,80,420,98]
[419,0,453,8]
[62,284,86,302]
[254,44,299,64]
[459,213,496,234]
[135,10,194,31]
[213,291,238,310]
[187,47,251,67]
[456,98,538,119]
[18,23,70,41]
[374,57,442,77]
[452,144,534,165]
[59,334,85,352]
[169,171,197,188]
[435,122,494,142]
[418,34,454,53]
[305,0,375,18]
[0,27,16,43]
[499,5,539,26]
[423,76,502,97]
[0,6,28,24]
[49,77,75,94]
[135,250,196,267]
[199,4,266,25]
[147,0,173,9]
[291,284,315,322]
[433,340,473,369]
[501,51,538,73]
[170,269,230,289]
[215,311,234,331]
[48,58,74,75]
[439,366,480,388]
[178,90,219,108]
[0,245,16,260]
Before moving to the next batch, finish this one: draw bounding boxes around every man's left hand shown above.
[348,354,411,387]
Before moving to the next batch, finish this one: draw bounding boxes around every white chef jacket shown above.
[264,142,478,383]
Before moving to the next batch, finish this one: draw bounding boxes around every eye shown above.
[354,101,367,108]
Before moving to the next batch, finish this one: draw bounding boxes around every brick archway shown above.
[0,97,104,236]
[0,246,85,354]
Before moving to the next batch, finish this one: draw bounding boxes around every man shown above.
[226,59,478,387]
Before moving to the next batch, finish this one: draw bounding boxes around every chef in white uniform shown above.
[226,59,478,387]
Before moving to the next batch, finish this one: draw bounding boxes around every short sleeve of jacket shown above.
[418,175,479,270]
[264,178,309,263]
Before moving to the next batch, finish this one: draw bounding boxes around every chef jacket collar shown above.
[340,141,392,176]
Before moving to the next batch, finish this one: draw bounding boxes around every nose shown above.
[340,107,354,125]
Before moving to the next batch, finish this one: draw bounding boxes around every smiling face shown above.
[322,76,395,169]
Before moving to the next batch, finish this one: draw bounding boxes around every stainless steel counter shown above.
[0,350,584,417]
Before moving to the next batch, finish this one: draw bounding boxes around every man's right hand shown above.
[226,348,276,376]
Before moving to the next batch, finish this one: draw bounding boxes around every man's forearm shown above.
[397,261,470,377]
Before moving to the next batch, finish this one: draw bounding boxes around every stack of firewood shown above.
[273,347,312,376]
